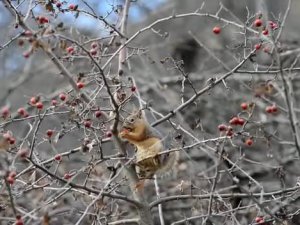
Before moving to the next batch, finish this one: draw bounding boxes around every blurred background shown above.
[1,0,300,224]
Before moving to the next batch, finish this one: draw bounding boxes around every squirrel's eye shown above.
[130,118,135,122]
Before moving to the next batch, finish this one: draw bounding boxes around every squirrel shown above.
[119,110,179,179]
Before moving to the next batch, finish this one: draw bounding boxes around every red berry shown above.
[7,176,15,185]
[262,29,269,35]
[77,82,85,89]
[90,48,97,56]
[1,106,10,118]
[91,42,98,49]
[54,154,62,161]
[238,118,245,126]
[36,102,43,110]
[212,26,221,34]
[59,93,67,101]
[245,138,253,146]
[9,171,17,178]
[229,117,239,125]
[95,110,102,118]
[46,129,54,137]
[51,99,58,106]
[66,46,74,54]
[218,124,227,132]
[271,105,278,113]
[106,131,112,138]
[64,173,72,179]
[269,21,278,30]
[254,18,263,27]
[18,148,28,158]
[30,97,37,105]
[84,120,92,128]
[38,16,49,24]
[265,106,273,114]
[240,102,248,110]
[23,51,31,58]
[255,43,262,50]
[226,129,234,137]
[255,216,264,223]
[68,4,77,10]
[9,137,16,145]
[16,218,24,225]
[24,30,32,36]
[131,86,136,92]
[17,107,26,116]
[18,39,24,46]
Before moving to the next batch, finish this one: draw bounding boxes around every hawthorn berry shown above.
[18,39,24,46]
[38,16,49,24]
[226,127,234,137]
[245,138,253,146]
[255,216,264,224]
[30,97,37,105]
[64,173,72,179]
[1,106,10,118]
[91,42,98,49]
[9,171,17,178]
[240,102,248,110]
[84,120,92,128]
[255,43,262,50]
[229,117,239,125]
[218,124,227,132]
[238,118,245,126]
[254,18,263,27]
[51,99,58,106]
[59,93,67,101]
[66,46,74,54]
[36,102,43,110]
[77,82,85,89]
[46,129,54,138]
[9,137,16,145]
[95,110,102,118]
[265,106,273,114]
[90,48,97,56]
[271,105,278,113]
[131,86,136,92]
[17,148,28,158]
[68,4,77,10]
[16,218,24,225]
[24,30,32,36]
[7,176,15,185]
[54,154,62,161]
[106,131,113,138]
[262,29,269,35]
[212,26,221,34]
[269,21,278,30]
[17,107,26,116]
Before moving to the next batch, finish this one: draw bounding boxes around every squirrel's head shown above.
[122,110,144,131]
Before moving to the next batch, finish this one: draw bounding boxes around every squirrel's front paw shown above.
[119,128,130,138]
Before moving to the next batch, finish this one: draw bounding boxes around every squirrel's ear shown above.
[136,109,143,118]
